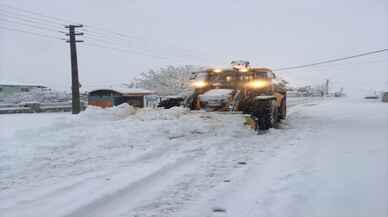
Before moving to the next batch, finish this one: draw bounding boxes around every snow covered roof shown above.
[83,85,154,95]
[0,80,46,87]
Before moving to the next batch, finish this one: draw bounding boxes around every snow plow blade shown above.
[255,96,276,100]
[192,110,257,130]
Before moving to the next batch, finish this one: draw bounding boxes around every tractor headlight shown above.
[192,80,207,88]
[246,80,269,89]
[213,68,223,73]
[239,68,249,72]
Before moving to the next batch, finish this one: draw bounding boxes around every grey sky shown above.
[0,0,387,95]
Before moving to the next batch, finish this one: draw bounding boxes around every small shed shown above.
[86,86,155,108]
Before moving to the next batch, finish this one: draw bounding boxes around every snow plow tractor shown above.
[185,61,287,131]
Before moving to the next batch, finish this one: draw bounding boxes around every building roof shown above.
[83,85,154,95]
[0,80,46,87]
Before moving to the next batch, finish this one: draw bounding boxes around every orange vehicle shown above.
[185,61,287,131]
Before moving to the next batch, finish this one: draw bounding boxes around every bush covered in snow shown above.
[134,65,202,96]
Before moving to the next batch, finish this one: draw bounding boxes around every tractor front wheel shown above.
[255,100,279,131]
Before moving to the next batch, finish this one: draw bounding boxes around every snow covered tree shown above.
[135,65,202,96]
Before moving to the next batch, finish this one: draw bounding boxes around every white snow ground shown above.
[0,98,387,217]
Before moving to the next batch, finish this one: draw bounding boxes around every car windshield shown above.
[207,72,239,88]
[253,71,268,78]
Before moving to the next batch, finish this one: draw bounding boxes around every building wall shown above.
[88,91,150,108]
[88,95,114,108]
[114,96,144,107]
[88,95,146,108]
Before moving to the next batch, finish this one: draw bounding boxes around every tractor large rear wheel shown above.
[255,100,278,131]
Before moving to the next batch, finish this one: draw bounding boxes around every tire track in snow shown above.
[179,101,323,217]
[125,111,311,217]
[64,154,200,217]
[58,114,227,217]
[55,114,247,217]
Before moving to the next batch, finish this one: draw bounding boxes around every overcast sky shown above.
[0,0,387,95]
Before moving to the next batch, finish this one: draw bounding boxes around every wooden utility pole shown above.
[65,25,83,114]
[325,79,330,96]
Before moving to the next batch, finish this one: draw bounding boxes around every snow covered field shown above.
[0,98,387,217]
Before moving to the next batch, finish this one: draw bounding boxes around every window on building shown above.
[21,88,30,92]
[0,88,3,92]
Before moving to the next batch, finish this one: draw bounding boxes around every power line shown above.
[82,42,171,60]
[82,42,211,64]
[0,3,208,62]
[0,9,65,27]
[0,23,200,62]
[0,25,63,40]
[274,49,388,71]
[305,60,388,76]
[300,57,388,71]
[82,26,195,54]
[0,11,64,29]
[0,3,74,25]
[0,4,139,42]
[83,33,132,47]
[82,28,139,42]
[82,27,209,62]
[0,17,63,33]
[275,58,388,80]
[0,3,139,42]
[82,34,209,62]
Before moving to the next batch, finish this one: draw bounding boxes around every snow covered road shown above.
[0,98,387,217]
[191,99,388,217]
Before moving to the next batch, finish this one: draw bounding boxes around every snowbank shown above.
[82,103,188,121]
[82,103,137,121]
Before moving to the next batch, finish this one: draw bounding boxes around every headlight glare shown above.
[247,80,269,89]
[192,80,207,88]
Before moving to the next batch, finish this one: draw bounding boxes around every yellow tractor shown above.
[185,61,287,131]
